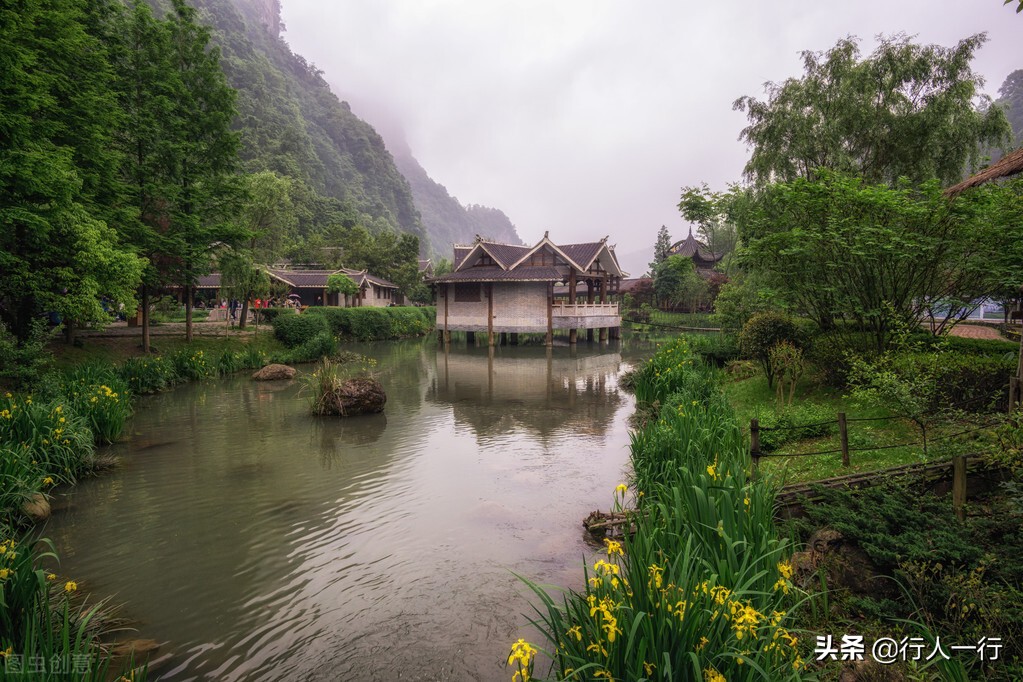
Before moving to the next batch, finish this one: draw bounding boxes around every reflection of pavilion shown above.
[427,346,625,442]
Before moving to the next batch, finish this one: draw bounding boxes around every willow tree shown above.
[734,34,1010,187]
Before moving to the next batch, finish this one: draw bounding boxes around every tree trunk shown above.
[185,286,194,342]
[63,317,75,345]
[141,285,151,353]
[239,297,250,329]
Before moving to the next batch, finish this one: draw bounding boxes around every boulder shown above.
[839,658,904,681]
[22,493,50,521]
[320,377,386,416]
[791,528,895,599]
[252,363,296,381]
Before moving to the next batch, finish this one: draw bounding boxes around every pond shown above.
[47,338,650,681]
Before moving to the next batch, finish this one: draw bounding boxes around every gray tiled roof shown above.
[430,266,564,283]
[559,242,604,269]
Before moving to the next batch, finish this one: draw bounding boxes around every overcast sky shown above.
[279,1,1021,273]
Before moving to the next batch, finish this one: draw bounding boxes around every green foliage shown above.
[758,403,836,452]
[326,273,359,296]
[799,482,1023,672]
[768,340,804,406]
[0,0,145,342]
[734,34,1010,187]
[0,535,147,680]
[713,273,777,333]
[738,312,803,388]
[649,224,672,274]
[271,312,330,348]
[281,331,337,364]
[523,337,804,680]
[0,322,53,391]
[743,173,1023,348]
[653,254,705,310]
[303,306,433,341]
[889,351,1013,412]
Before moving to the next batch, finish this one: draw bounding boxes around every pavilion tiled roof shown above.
[559,242,604,269]
[431,266,565,283]
[669,230,721,265]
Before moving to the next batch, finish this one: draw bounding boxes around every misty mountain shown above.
[339,95,523,251]
[163,0,520,258]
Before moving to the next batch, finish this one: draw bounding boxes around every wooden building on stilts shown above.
[429,233,626,346]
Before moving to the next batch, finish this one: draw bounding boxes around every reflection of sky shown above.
[46,339,636,681]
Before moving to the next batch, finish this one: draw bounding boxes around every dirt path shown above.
[948,324,1009,340]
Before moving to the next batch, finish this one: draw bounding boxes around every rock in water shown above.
[321,377,386,416]
[22,493,50,521]
[252,363,296,381]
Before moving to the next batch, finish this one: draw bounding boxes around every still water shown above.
[48,339,646,681]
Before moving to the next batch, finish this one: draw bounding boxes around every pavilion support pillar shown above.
[568,271,577,345]
[546,283,553,347]
[500,332,507,346]
[511,332,519,346]
[466,331,476,346]
[442,285,449,346]
[487,283,495,347]
[600,327,608,342]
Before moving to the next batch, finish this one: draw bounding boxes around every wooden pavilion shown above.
[429,233,626,346]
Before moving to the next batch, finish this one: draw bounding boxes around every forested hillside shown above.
[176,0,425,244]
[187,0,522,255]
[386,133,523,249]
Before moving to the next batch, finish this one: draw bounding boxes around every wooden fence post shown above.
[838,412,849,467]
[953,455,967,521]
[1010,377,1019,416]
[750,418,760,478]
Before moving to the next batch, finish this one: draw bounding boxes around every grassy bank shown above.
[516,337,804,681]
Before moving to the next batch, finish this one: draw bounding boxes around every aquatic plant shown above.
[515,337,805,681]
[0,535,149,681]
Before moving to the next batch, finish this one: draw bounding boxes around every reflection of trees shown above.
[310,413,388,468]
[427,346,624,442]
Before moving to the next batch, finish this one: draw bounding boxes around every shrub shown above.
[738,312,804,387]
[272,312,330,348]
[257,307,294,325]
[279,331,337,364]
[0,321,51,390]
[891,350,1014,412]
[303,306,433,341]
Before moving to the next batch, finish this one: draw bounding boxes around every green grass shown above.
[723,373,995,484]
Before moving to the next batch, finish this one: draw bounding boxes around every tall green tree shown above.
[0,0,144,344]
[648,225,672,276]
[653,255,705,312]
[742,171,1023,349]
[734,34,1010,187]
[996,69,1023,146]
[165,0,243,342]
[678,185,742,274]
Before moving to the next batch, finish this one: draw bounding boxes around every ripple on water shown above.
[46,341,641,681]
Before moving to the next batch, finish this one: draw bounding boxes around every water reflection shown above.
[47,338,637,681]
[430,345,624,443]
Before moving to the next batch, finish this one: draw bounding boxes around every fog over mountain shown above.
[278,0,1022,273]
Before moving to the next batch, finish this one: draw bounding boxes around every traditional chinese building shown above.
[429,233,626,345]
[265,267,399,307]
[668,228,722,272]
